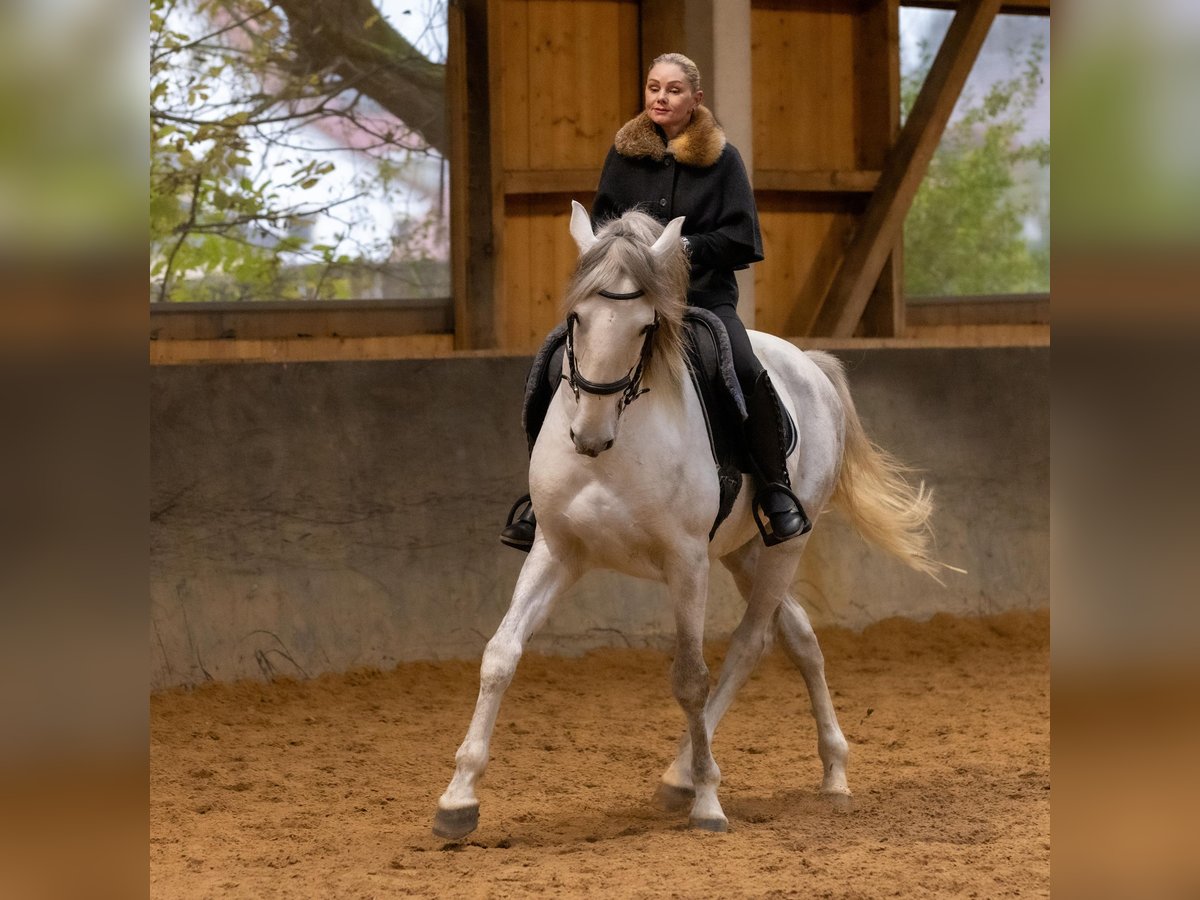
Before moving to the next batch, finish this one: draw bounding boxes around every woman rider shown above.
[501,52,808,549]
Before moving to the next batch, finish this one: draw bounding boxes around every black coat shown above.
[591,107,764,310]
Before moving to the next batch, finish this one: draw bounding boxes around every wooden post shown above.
[641,1,713,85]
[711,0,755,327]
[855,0,904,338]
[811,0,1001,337]
[449,0,499,350]
[640,0,756,325]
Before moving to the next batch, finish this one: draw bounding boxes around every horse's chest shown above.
[532,434,715,567]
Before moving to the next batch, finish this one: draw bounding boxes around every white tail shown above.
[808,351,941,579]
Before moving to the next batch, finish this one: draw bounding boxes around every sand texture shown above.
[151,610,1049,898]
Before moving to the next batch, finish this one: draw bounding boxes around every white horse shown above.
[434,202,938,838]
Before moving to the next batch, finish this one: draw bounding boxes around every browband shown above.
[597,288,645,300]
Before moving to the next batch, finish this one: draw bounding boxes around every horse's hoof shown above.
[689,815,728,833]
[654,782,695,812]
[819,789,854,812]
[432,803,479,840]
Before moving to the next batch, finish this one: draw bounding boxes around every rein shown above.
[563,288,659,414]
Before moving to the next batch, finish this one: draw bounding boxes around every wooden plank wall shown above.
[493,0,641,351]
[750,0,899,338]
[491,0,898,348]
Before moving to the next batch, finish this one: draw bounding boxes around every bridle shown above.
[564,287,659,415]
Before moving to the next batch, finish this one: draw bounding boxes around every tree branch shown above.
[159,172,204,303]
[272,0,447,154]
[151,2,279,65]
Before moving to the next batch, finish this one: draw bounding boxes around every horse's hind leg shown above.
[433,544,580,839]
[714,542,852,796]
[660,538,850,799]
[659,540,798,803]
[774,593,851,795]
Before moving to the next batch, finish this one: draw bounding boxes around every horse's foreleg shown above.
[433,545,579,839]
[774,593,851,795]
[665,549,726,832]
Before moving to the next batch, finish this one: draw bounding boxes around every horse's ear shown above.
[569,200,598,255]
[650,216,686,261]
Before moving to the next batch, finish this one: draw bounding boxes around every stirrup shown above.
[751,483,812,547]
[500,494,536,552]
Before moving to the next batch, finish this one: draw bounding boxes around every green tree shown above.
[902,39,1049,296]
[150,0,447,303]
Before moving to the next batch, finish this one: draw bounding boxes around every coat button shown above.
[659,198,667,207]
[664,157,672,166]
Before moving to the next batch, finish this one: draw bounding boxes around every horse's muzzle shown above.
[570,428,614,457]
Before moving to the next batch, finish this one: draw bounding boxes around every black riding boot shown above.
[745,370,812,546]
[500,494,537,552]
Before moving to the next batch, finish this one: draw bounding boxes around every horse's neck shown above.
[642,364,689,419]
[615,366,702,460]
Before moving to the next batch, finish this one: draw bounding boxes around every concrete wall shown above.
[150,346,1048,688]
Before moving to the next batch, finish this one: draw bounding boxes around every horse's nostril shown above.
[569,428,576,443]
[603,440,614,451]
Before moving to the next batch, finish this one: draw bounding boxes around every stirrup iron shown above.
[500,494,536,552]
[751,483,812,547]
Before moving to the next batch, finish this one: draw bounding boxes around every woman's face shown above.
[644,63,701,139]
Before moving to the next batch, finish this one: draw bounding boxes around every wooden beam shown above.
[450,0,499,350]
[150,334,455,365]
[754,169,880,193]
[855,0,903,337]
[906,293,1050,326]
[640,1,713,96]
[484,0,509,349]
[903,0,1049,15]
[448,1,470,346]
[149,301,452,341]
[503,168,602,196]
[812,0,1000,336]
[858,254,905,336]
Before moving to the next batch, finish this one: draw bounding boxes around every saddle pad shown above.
[521,321,568,453]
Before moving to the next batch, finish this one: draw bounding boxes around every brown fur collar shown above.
[613,105,726,168]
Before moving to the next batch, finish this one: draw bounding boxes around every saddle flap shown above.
[682,310,751,539]
[683,308,748,421]
[682,309,798,464]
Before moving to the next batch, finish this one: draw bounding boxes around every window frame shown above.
[897,0,1050,329]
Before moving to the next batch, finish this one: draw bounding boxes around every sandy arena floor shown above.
[150,609,1049,898]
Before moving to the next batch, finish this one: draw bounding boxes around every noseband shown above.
[564,288,659,414]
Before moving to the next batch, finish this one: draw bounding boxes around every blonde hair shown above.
[650,52,701,94]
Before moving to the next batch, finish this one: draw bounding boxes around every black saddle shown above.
[520,310,796,540]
